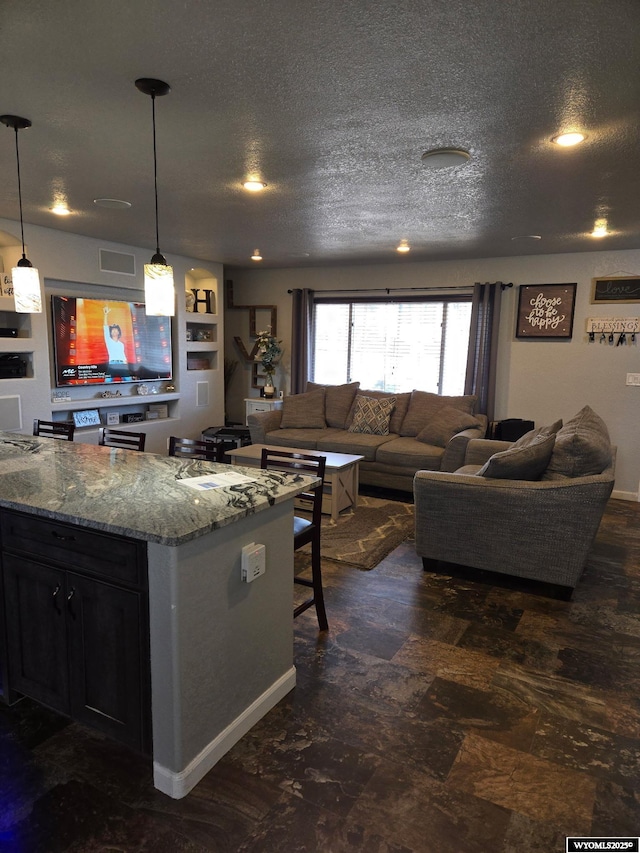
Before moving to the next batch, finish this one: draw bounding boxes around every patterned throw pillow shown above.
[348,395,396,435]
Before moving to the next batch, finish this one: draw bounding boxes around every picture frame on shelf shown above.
[72,409,101,428]
[516,283,577,339]
[106,411,120,426]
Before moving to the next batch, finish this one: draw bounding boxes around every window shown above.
[312,298,472,395]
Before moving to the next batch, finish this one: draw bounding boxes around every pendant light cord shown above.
[12,126,27,259]
[151,93,160,256]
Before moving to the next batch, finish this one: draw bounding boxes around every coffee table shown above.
[225,443,364,522]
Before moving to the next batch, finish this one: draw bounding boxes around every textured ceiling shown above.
[2,0,640,269]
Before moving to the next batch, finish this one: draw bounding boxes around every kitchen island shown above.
[0,432,317,798]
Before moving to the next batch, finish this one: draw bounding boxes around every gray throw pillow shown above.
[348,395,396,435]
[280,388,326,429]
[512,419,563,449]
[416,406,482,447]
[400,390,478,437]
[306,381,360,428]
[478,433,556,480]
[543,405,611,479]
[346,389,410,434]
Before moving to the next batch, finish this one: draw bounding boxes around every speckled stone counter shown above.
[0,432,317,545]
[0,432,316,798]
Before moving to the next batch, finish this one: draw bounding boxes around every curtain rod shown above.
[288,282,513,295]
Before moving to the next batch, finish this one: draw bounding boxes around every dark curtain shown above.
[464,281,505,422]
[290,288,314,394]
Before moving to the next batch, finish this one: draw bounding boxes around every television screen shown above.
[52,296,173,387]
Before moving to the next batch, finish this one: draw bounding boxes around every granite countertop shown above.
[0,433,318,546]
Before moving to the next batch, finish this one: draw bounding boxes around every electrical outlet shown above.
[241,542,266,582]
[626,373,640,386]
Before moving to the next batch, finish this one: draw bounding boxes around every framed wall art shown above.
[516,283,577,339]
[591,276,640,304]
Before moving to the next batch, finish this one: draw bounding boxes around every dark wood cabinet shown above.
[0,510,150,754]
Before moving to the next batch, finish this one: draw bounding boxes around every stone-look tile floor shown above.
[1,498,639,852]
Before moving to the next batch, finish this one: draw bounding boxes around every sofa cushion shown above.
[348,395,396,435]
[375,436,444,470]
[400,390,478,437]
[264,427,345,451]
[316,430,395,462]
[543,405,611,479]
[478,433,556,480]
[346,389,410,435]
[416,406,482,447]
[306,381,360,429]
[280,388,326,429]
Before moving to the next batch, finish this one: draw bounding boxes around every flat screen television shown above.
[52,295,173,387]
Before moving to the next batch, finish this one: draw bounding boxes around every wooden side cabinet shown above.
[244,397,283,425]
[0,510,151,754]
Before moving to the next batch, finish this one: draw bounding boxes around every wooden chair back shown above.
[33,419,75,441]
[98,428,146,452]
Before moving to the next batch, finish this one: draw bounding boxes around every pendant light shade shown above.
[135,78,175,317]
[0,115,43,313]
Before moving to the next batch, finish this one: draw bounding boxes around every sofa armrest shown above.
[462,437,513,467]
[247,409,283,443]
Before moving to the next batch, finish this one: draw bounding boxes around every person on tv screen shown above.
[103,305,130,379]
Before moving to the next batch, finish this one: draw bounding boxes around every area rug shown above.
[296,495,414,571]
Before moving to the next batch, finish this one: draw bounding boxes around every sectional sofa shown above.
[247,381,487,493]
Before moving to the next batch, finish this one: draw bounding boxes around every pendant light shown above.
[0,115,43,313]
[135,78,175,317]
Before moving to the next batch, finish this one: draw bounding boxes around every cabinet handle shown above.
[66,587,76,619]
[52,583,61,613]
[52,530,76,542]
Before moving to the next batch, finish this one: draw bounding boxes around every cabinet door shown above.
[65,572,148,752]
[3,555,69,712]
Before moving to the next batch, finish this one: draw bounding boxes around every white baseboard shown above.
[611,489,638,502]
[153,666,296,799]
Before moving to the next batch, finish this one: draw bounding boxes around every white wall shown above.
[0,217,225,452]
[225,248,640,498]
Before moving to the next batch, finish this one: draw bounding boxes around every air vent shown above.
[99,249,136,276]
[196,381,209,408]
[0,396,21,430]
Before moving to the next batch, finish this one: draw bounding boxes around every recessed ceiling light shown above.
[251,249,263,261]
[93,198,132,209]
[243,180,267,192]
[551,132,585,147]
[421,148,471,169]
[511,235,542,241]
[50,203,71,216]
[396,240,411,253]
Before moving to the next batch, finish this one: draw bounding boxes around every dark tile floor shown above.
[1,498,639,852]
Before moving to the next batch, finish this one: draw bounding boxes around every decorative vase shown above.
[264,383,275,399]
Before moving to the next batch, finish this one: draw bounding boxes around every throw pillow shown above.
[306,381,359,429]
[416,406,482,447]
[346,389,410,435]
[280,388,326,429]
[512,419,563,449]
[348,395,396,435]
[478,433,556,480]
[543,405,611,479]
[400,390,478,437]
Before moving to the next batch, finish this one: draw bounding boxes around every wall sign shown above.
[516,283,577,339]
[591,276,640,303]
[72,409,101,428]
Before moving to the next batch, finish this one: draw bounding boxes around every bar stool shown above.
[260,448,328,631]
[33,419,75,441]
[168,436,227,462]
[98,428,146,452]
